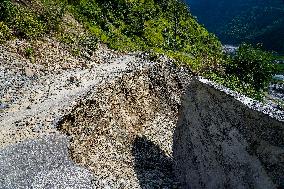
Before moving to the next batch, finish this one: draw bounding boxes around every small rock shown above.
[0,103,9,110]
[25,67,34,77]
[69,76,76,83]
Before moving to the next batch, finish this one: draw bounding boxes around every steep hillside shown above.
[0,45,283,188]
[0,1,283,188]
[0,0,223,73]
[1,0,279,101]
[186,0,284,53]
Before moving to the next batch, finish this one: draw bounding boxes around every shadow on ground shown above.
[132,136,178,189]
[133,79,284,189]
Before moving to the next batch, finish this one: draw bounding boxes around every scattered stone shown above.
[0,41,283,189]
[24,67,34,77]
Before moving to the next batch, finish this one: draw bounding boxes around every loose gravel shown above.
[1,39,283,188]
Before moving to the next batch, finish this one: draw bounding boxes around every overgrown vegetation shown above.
[208,44,277,100]
[0,0,65,39]
[0,0,224,72]
[186,0,284,53]
[69,0,224,73]
[228,44,276,91]
[0,0,278,100]
[0,21,12,42]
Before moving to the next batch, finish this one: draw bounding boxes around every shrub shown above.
[108,31,140,52]
[207,72,264,100]
[14,10,45,39]
[0,0,66,40]
[0,22,12,43]
[25,46,34,58]
[226,44,276,92]
[143,19,166,48]
[39,0,66,33]
[0,0,16,23]
[88,24,108,43]
[58,32,77,45]
[0,0,45,39]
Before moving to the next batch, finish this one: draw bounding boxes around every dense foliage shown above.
[186,0,284,53]
[0,0,65,38]
[228,44,276,90]
[0,0,277,100]
[223,44,276,99]
[0,0,225,73]
[68,0,224,73]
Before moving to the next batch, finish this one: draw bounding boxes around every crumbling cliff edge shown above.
[0,45,283,188]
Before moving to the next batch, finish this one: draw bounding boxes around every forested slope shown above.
[0,0,278,100]
[186,0,284,53]
[0,0,223,73]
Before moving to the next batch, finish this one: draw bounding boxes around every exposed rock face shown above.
[0,44,136,148]
[174,79,284,189]
[58,60,284,188]
[58,61,192,188]
[0,44,283,188]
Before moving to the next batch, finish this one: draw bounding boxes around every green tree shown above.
[226,44,276,91]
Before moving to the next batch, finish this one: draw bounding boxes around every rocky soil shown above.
[58,59,192,188]
[0,40,283,188]
[0,41,131,148]
[269,83,284,101]
[0,40,191,188]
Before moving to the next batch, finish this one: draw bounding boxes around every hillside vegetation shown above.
[0,0,277,100]
[186,0,284,53]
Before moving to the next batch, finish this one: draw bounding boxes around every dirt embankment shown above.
[58,61,191,188]
[0,42,283,188]
[174,80,284,188]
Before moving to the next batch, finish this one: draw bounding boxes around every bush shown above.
[14,10,45,39]
[88,24,108,43]
[0,22,12,43]
[0,0,16,23]
[0,0,66,40]
[25,46,34,57]
[226,44,276,92]
[39,0,66,33]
